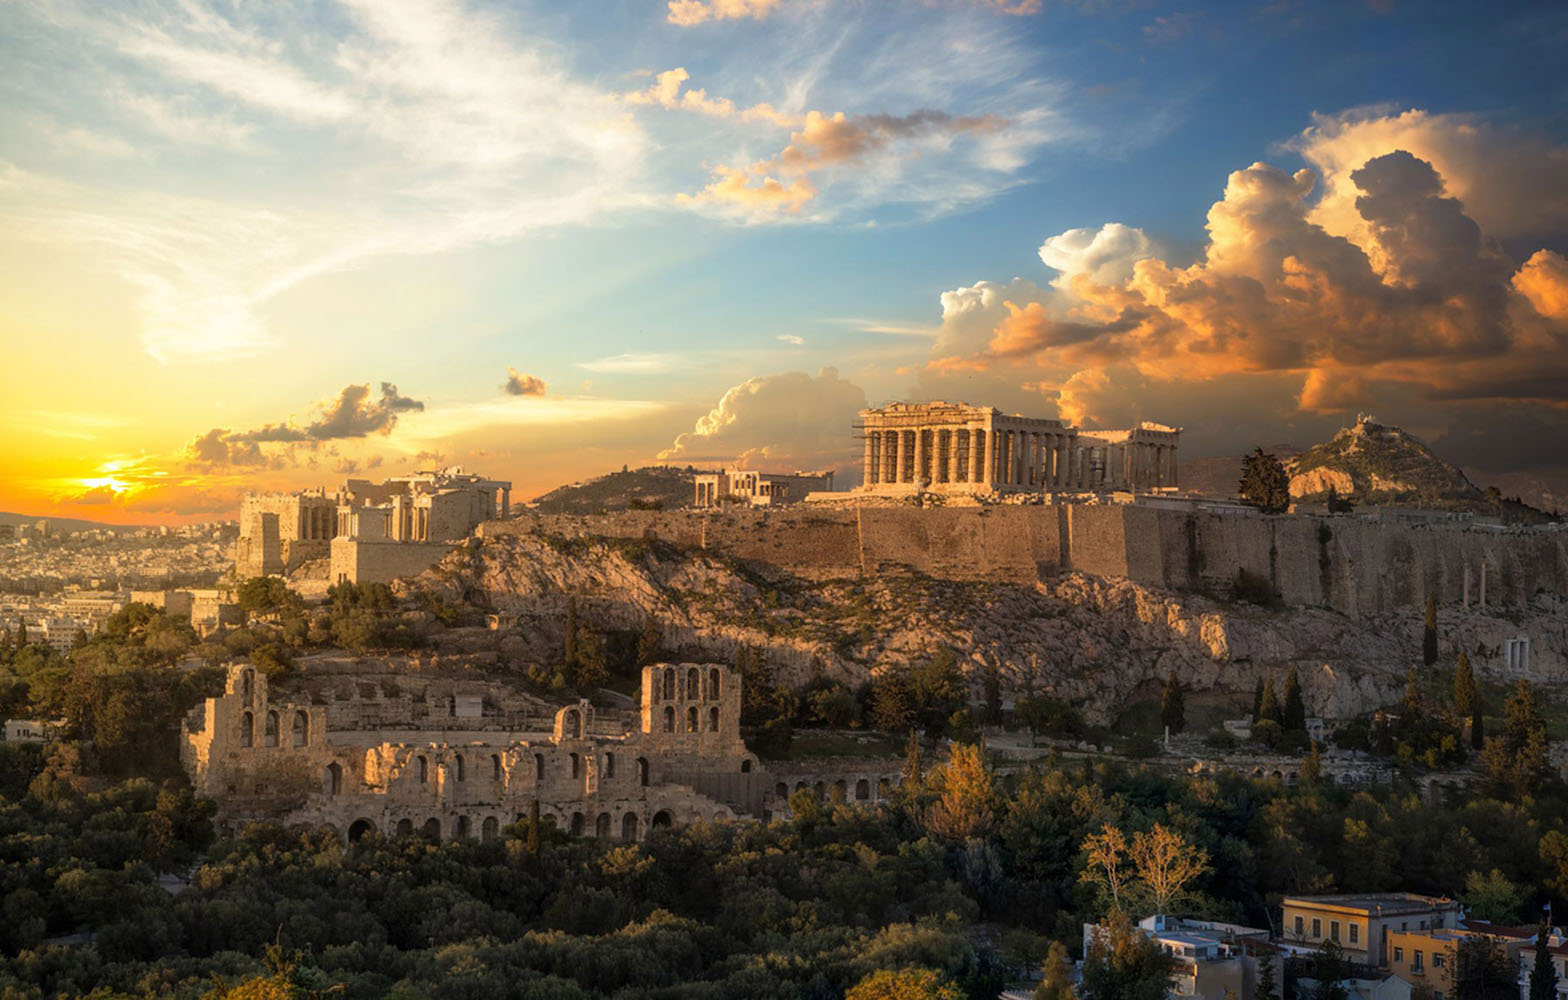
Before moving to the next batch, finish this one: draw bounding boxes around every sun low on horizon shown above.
[3,0,1567,526]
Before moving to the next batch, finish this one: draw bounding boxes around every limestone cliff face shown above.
[413,530,1566,726]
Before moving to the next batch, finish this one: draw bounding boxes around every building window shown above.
[1349,924,1359,944]
[1331,921,1340,942]
[1413,950,1423,973]
[1432,955,1444,969]
[1312,919,1321,939]
[1393,947,1403,963]
[1294,916,1304,937]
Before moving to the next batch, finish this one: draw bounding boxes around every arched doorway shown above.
[570,812,585,836]
[595,812,611,839]
[481,816,499,842]
[324,762,342,796]
[622,812,639,841]
[454,815,471,840]
[395,818,413,837]
[637,757,650,786]
[855,778,870,801]
[347,818,375,842]
[422,818,441,840]
[651,810,672,829]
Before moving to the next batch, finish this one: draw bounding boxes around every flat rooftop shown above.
[1284,893,1457,916]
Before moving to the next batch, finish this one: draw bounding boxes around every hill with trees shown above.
[530,466,705,514]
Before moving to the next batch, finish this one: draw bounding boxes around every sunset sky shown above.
[2,0,1566,523]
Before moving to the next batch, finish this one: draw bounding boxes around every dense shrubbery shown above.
[5,734,1568,998]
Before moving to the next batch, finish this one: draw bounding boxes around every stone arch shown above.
[1271,770,1284,781]
[534,753,545,780]
[775,782,789,798]
[454,815,471,840]
[813,781,825,799]
[422,817,441,839]
[417,755,429,783]
[240,669,254,707]
[708,707,720,732]
[708,668,721,700]
[454,754,466,782]
[855,778,870,801]
[263,711,279,747]
[395,818,413,837]
[348,818,375,842]
[651,810,673,829]
[622,812,639,841]
[686,706,698,733]
[491,754,502,781]
[239,711,253,748]
[663,706,676,732]
[293,711,309,747]
[324,762,343,796]
[662,668,675,700]
[569,752,581,778]
[637,757,650,786]
[565,708,582,740]
[595,812,612,839]
[687,667,700,699]
[832,779,847,803]
[794,781,807,794]
[741,759,752,773]
[482,816,499,842]
[570,812,585,836]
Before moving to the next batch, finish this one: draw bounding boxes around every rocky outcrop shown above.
[409,529,1566,726]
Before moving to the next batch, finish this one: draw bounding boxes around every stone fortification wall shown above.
[330,537,459,586]
[485,505,1568,615]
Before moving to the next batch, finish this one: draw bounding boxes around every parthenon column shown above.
[864,430,876,486]
[891,430,905,484]
[948,429,961,484]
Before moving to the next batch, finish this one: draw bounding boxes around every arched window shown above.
[741,759,752,773]
[686,668,700,699]
[325,763,343,796]
[481,816,498,843]
[708,707,720,732]
[417,755,428,784]
[455,815,471,840]
[292,711,309,747]
[604,753,615,778]
[240,670,254,707]
[454,754,466,781]
[662,706,675,733]
[686,706,698,733]
[709,668,720,700]
[534,753,545,780]
[566,708,581,739]
[239,711,253,748]
[855,778,870,801]
[570,812,585,836]
[491,754,502,781]
[264,711,279,747]
[621,812,639,842]
[569,753,580,779]
[595,812,611,839]
[637,757,649,787]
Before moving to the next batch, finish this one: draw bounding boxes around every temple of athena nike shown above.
[855,402,1179,495]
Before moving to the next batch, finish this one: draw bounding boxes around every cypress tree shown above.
[1258,677,1282,726]
[903,731,923,785]
[1530,918,1558,1000]
[1160,671,1186,735]
[1302,740,1322,785]
[1282,667,1306,732]
[1423,593,1438,666]
[1256,953,1278,1000]
[16,622,26,647]
[1454,651,1477,716]
[982,662,1003,726]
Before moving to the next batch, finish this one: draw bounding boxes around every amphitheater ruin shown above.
[181,661,905,842]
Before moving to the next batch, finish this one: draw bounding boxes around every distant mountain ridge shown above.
[529,466,704,514]
[1286,414,1490,512]
[0,511,147,533]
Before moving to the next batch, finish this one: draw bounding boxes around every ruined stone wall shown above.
[183,662,764,843]
[330,537,460,585]
[485,504,1568,615]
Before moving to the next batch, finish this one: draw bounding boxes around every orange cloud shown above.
[667,0,784,25]
[503,368,547,397]
[1514,250,1568,321]
[677,165,816,216]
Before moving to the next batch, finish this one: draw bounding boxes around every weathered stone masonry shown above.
[182,662,770,842]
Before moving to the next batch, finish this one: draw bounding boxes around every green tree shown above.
[1453,651,1477,716]
[1079,909,1175,1000]
[1258,677,1282,726]
[1257,953,1278,1000]
[1302,740,1323,785]
[904,730,924,785]
[235,577,299,621]
[1448,933,1515,1000]
[872,671,916,735]
[1035,940,1075,1000]
[635,615,663,667]
[1282,667,1306,732]
[1529,919,1558,1000]
[1483,680,1549,798]
[845,967,964,1000]
[1239,448,1290,514]
[925,742,996,841]
[982,662,1003,727]
[1462,869,1523,925]
[1312,938,1350,1000]
[1160,671,1185,735]
[1423,594,1439,666]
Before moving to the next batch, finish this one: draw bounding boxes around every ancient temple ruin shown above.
[856,401,1179,495]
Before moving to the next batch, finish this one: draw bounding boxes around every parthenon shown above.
[856,402,1179,495]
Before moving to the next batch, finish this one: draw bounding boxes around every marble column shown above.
[949,429,962,483]
[864,430,876,486]
[891,430,904,484]
[975,429,988,484]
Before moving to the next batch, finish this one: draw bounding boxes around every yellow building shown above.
[1385,923,1533,996]
[1280,894,1462,968]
